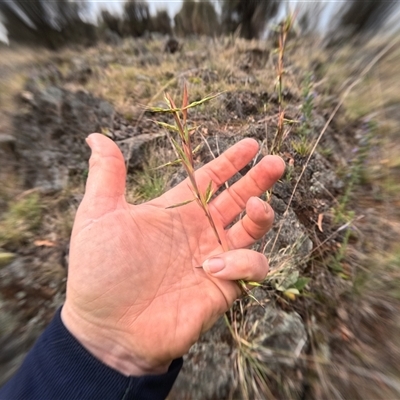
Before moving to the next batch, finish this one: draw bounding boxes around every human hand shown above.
[61,133,285,376]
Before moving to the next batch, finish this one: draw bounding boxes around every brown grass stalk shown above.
[151,84,262,304]
[272,14,295,153]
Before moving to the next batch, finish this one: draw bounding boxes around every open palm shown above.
[61,133,285,376]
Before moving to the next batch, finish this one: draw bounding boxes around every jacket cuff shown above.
[0,308,182,400]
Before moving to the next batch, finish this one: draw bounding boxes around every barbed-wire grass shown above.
[271,14,295,154]
[149,85,263,304]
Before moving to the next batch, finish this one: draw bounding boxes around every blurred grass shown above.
[0,192,42,248]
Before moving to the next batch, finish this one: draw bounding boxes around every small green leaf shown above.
[247,281,262,287]
[192,144,202,154]
[166,199,195,209]
[205,180,214,203]
[293,277,311,291]
[154,121,179,132]
[186,93,221,109]
[170,137,190,166]
[153,158,182,170]
[285,271,299,287]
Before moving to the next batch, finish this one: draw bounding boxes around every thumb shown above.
[80,133,127,218]
[202,249,269,282]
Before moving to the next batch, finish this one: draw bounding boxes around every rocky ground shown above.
[0,35,400,398]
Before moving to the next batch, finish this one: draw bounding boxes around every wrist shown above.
[61,304,172,376]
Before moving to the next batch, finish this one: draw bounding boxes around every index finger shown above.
[161,138,260,204]
[210,155,285,227]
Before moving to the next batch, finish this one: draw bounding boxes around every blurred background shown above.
[0,1,400,399]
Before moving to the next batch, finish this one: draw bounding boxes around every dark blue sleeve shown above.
[0,308,182,400]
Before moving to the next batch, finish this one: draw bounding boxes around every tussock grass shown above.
[0,192,42,248]
[127,146,173,204]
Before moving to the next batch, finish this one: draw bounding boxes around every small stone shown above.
[0,134,16,145]
[15,291,26,300]
[117,132,167,170]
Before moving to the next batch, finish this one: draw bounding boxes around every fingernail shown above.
[256,197,269,213]
[86,133,102,151]
[203,258,225,274]
[86,134,95,151]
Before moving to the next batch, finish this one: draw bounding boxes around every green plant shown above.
[271,14,295,153]
[151,85,261,302]
[291,137,312,156]
[264,237,312,300]
[334,120,374,224]
[128,149,172,204]
[283,163,294,183]
[299,73,314,138]
[328,221,353,279]
[0,192,42,248]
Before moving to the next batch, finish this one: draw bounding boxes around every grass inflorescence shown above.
[271,14,295,154]
[150,85,264,305]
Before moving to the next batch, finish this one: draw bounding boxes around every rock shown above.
[117,132,167,170]
[167,166,188,189]
[0,134,16,154]
[169,318,233,400]
[223,91,260,118]
[309,153,344,195]
[20,91,35,104]
[0,134,16,145]
[244,305,307,368]
[263,197,313,260]
[171,306,307,400]
[231,305,307,398]
[14,86,115,192]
